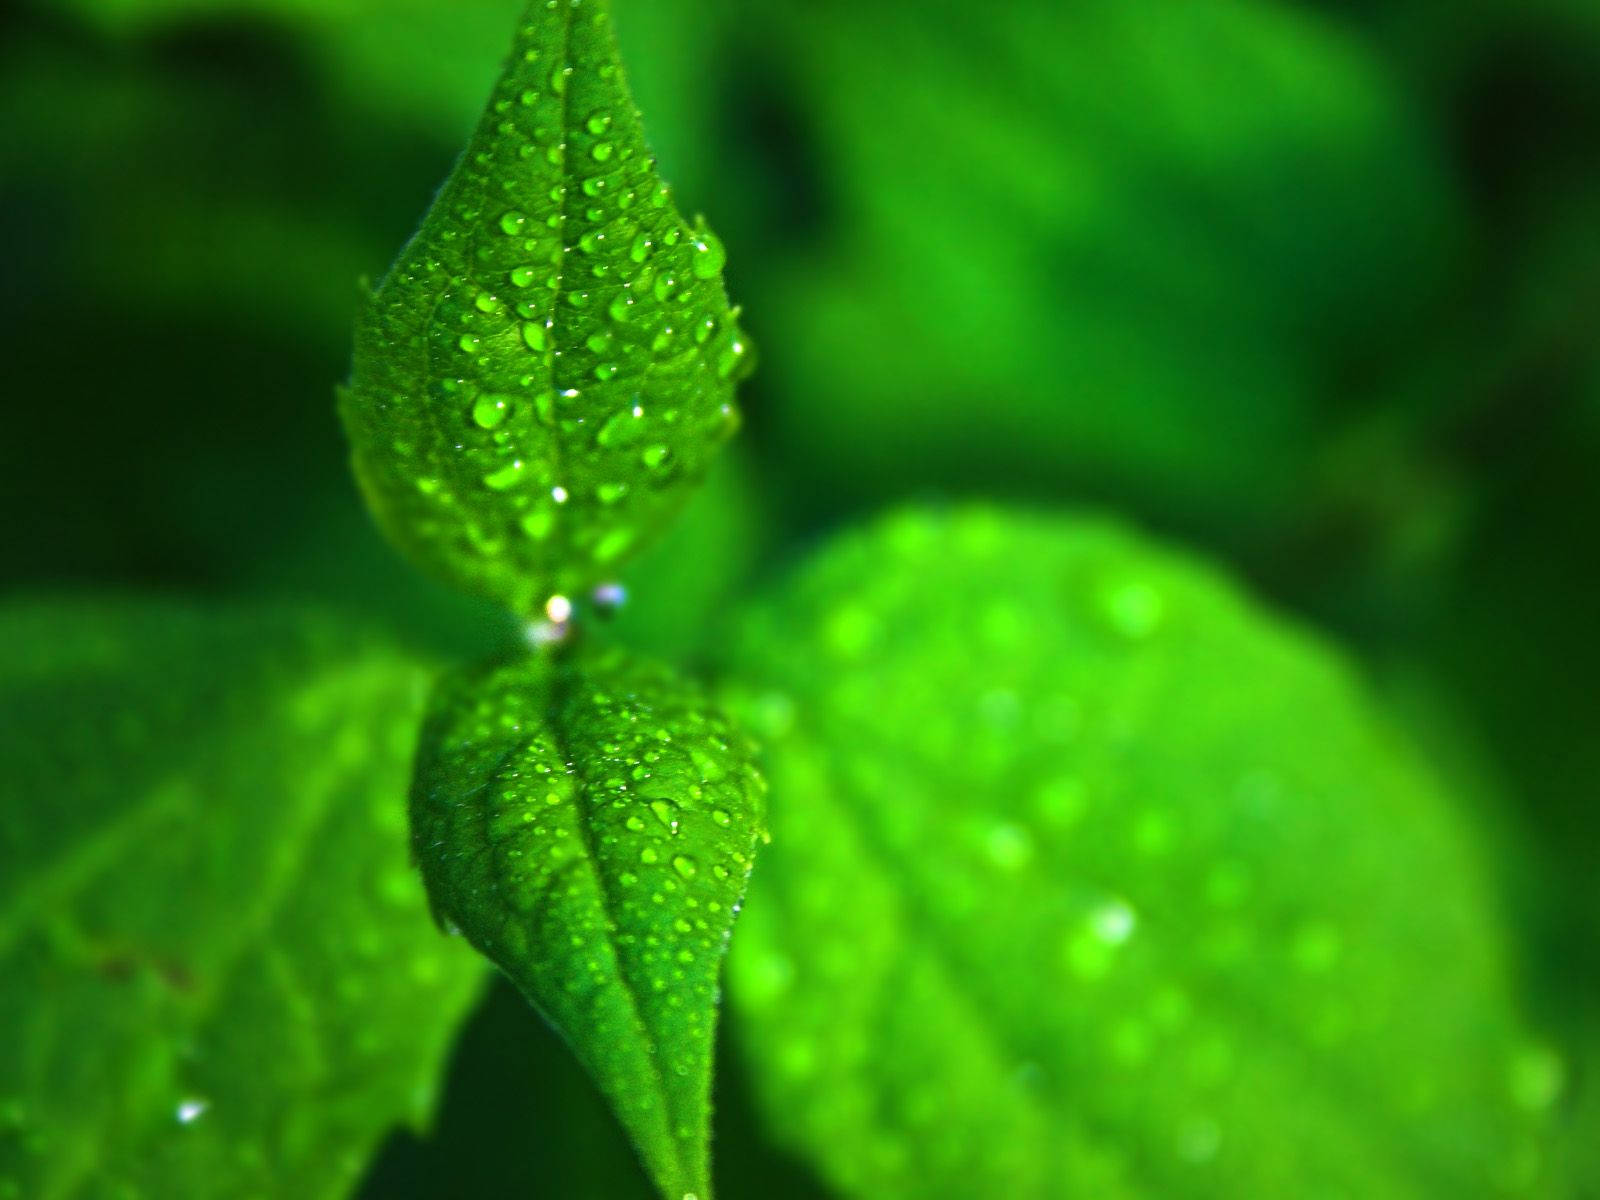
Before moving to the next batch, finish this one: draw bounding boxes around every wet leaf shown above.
[411,644,765,1200]
[0,600,486,1200]
[720,507,1557,1198]
[342,0,751,618]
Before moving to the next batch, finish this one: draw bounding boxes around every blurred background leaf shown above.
[0,599,486,1198]
[1,0,1595,1191]
[719,507,1559,1197]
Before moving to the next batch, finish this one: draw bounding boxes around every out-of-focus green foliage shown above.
[730,0,1458,530]
[721,508,1559,1197]
[2,0,1597,1193]
[342,0,751,616]
[411,645,765,1200]
[0,601,486,1199]
[606,451,767,665]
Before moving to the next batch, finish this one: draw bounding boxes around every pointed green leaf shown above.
[411,644,766,1200]
[342,0,752,617]
[0,600,486,1200]
[719,508,1557,1198]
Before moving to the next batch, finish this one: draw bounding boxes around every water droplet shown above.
[597,481,628,504]
[984,822,1034,871]
[594,526,636,562]
[544,594,573,624]
[598,407,644,448]
[673,855,698,880]
[522,509,555,540]
[717,339,748,380]
[551,485,570,503]
[1090,898,1138,945]
[711,808,732,827]
[640,847,660,865]
[472,395,510,429]
[641,443,673,470]
[483,461,527,490]
[175,1099,209,1125]
[690,229,727,279]
[1509,1045,1564,1111]
[1098,577,1166,639]
[510,266,538,288]
[522,322,549,352]
[593,582,627,611]
[650,799,680,834]
[592,142,615,162]
[586,112,613,135]
[500,210,527,236]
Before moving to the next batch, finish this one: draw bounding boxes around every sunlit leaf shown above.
[411,644,765,1200]
[0,600,486,1200]
[720,507,1557,1197]
[342,0,752,618]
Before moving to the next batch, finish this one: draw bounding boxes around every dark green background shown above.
[2,0,1595,1192]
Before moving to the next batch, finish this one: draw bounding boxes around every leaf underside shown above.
[411,644,766,1200]
[342,0,751,618]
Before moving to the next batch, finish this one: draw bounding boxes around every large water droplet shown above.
[690,229,727,279]
[472,395,511,429]
[483,461,527,491]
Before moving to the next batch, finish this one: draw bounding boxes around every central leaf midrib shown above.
[544,0,580,556]
[548,660,693,1194]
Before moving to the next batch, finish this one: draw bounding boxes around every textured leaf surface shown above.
[411,645,765,1200]
[0,600,486,1200]
[343,0,751,617]
[720,508,1556,1198]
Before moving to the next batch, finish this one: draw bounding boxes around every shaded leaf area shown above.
[602,450,766,667]
[411,645,765,1199]
[724,0,1459,532]
[357,976,832,1200]
[0,599,486,1200]
[719,508,1558,1198]
[343,0,752,617]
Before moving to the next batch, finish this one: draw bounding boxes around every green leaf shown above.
[0,599,486,1200]
[342,0,752,618]
[719,507,1557,1197]
[741,0,1457,530]
[410,644,766,1200]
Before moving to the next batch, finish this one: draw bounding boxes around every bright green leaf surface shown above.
[411,644,766,1200]
[720,508,1556,1198]
[0,600,486,1200]
[342,0,752,618]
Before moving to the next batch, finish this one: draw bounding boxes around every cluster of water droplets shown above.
[348,0,749,613]
[415,647,765,1190]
